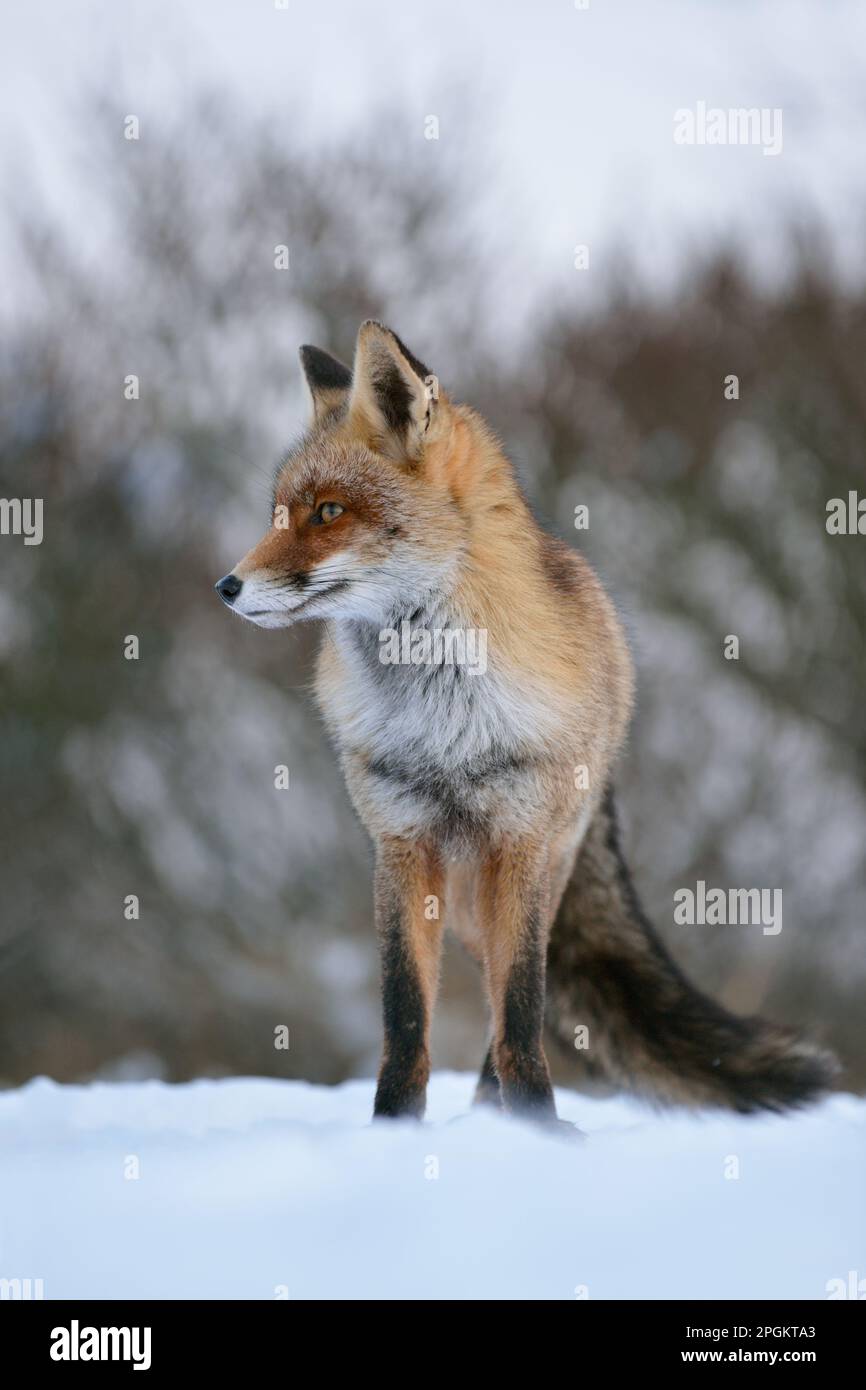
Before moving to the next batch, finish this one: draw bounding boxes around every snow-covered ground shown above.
[1,1073,862,1301]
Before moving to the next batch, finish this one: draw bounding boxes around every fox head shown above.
[216,321,467,629]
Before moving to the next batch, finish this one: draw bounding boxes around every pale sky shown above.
[1,0,864,329]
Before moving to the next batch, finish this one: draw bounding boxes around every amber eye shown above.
[314,501,344,525]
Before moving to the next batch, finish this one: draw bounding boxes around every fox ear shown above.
[299,344,352,424]
[347,321,442,461]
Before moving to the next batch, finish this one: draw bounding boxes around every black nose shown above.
[215,573,243,603]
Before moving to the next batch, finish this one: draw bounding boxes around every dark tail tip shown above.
[712,1021,840,1114]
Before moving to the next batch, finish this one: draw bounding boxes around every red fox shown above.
[216,321,837,1123]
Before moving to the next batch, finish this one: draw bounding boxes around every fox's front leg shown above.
[478,838,557,1121]
[373,836,444,1120]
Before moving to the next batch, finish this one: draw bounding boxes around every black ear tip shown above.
[299,344,352,391]
[359,321,430,378]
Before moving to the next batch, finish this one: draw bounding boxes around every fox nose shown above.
[215,573,243,604]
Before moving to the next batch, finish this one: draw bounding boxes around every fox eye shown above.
[313,501,344,525]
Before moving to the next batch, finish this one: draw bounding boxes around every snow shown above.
[1,1073,863,1300]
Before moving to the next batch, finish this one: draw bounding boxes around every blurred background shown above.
[0,0,864,1091]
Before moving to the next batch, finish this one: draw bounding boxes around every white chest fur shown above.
[318,615,559,844]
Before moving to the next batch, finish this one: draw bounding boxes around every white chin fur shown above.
[232,598,324,629]
[237,610,294,629]
[231,585,346,628]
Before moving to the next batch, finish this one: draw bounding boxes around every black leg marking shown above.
[497,907,557,1120]
[473,1043,503,1108]
[373,909,429,1120]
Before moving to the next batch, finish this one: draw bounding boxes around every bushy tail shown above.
[546,788,838,1113]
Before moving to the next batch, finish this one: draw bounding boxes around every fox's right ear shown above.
[347,320,443,463]
[299,344,352,424]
